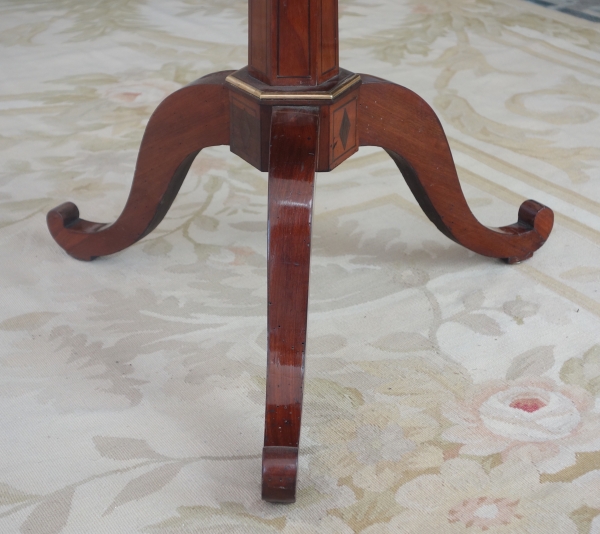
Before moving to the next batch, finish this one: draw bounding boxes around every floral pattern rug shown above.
[1,0,600,532]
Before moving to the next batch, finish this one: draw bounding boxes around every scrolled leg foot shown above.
[262,446,299,503]
[500,199,554,263]
[47,201,80,229]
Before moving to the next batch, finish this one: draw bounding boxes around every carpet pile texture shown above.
[1,0,600,532]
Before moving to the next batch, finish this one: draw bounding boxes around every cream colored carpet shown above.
[1,0,600,532]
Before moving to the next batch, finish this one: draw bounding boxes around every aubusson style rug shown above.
[1,0,600,532]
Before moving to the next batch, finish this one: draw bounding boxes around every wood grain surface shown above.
[47,71,232,261]
[248,0,339,86]
[262,106,319,503]
[358,74,554,264]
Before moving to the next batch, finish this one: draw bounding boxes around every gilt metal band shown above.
[225,72,361,102]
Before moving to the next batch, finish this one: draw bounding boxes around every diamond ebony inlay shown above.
[339,109,351,149]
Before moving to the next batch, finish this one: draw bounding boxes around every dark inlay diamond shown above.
[339,109,351,150]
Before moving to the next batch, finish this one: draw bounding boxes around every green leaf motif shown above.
[372,332,434,352]
[560,345,600,395]
[306,378,365,412]
[144,502,285,533]
[455,313,503,336]
[0,482,37,505]
[20,487,74,534]
[103,463,182,516]
[570,506,600,534]
[506,346,555,380]
[331,490,404,533]
[0,312,57,331]
[93,436,166,461]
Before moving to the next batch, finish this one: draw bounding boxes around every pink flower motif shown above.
[390,459,583,533]
[448,496,522,529]
[442,377,600,473]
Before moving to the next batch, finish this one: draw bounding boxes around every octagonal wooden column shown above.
[249,0,339,86]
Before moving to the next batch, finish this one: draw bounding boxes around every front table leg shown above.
[262,106,319,503]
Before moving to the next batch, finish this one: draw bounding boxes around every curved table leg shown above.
[47,71,233,261]
[358,74,554,263]
[262,106,319,503]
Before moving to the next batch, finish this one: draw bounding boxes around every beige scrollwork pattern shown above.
[1,0,600,532]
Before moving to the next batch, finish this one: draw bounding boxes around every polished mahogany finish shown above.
[262,446,299,503]
[47,72,231,261]
[263,107,318,502]
[358,75,554,263]
[249,0,339,86]
[228,67,359,172]
[46,0,554,504]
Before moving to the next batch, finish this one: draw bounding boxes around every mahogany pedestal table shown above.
[46,0,554,504]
